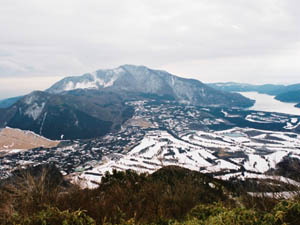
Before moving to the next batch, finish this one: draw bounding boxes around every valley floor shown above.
[1,99,300,190]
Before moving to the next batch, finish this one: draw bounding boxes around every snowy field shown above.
[77,127,300,188]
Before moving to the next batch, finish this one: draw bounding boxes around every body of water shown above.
[238,92,300,116]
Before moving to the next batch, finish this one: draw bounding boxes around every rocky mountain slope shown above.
[47,65,254,108]
[0,90,134,140]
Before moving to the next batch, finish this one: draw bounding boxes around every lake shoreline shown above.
[238,92,300,116]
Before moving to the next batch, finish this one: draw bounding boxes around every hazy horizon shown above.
[1,64,300,100]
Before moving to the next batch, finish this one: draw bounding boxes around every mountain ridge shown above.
[0,96,23,109]
[208,82,300,96]
[275,90,300,104]
[209,82,300,108]
[47,65,254,108]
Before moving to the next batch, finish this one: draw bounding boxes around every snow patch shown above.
[244,154,269,173]
[63,68,124,91]
[284,120,300,129]
[24,95,37,105]
[24,103,45,120]
[291,118,298,123]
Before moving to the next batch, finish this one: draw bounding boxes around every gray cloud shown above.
[1,0,300,97]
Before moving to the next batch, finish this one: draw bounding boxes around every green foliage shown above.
[10,207,95,225]
[206,208,267,225]
[272,200,300,224]
[171,200,300,225]
[187,203,227,221]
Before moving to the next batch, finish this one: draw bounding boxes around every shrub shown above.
[272,200,300,225]
[10,207,96,225]
[3,166,62,216]
[187,203,227,221]
[206,208,267,225]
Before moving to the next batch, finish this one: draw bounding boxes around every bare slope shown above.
[0,127,59,151]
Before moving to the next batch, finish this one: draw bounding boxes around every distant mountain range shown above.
[275,90,300,106]
[208,82,300,95]
[0,65,255,140]
[208,82,300,107]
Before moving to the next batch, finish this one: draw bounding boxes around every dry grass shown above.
[0,127,59,151]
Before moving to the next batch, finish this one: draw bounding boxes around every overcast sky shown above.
[1,0,300,99]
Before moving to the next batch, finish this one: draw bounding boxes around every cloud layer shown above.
[1,0,300,97]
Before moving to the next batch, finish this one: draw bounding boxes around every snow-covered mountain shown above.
[0,65,255,140]
[47,65,254,108]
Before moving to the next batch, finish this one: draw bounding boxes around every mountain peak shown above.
[120,64,148,70]
[45,65,158,94]
[46,65,254,108]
